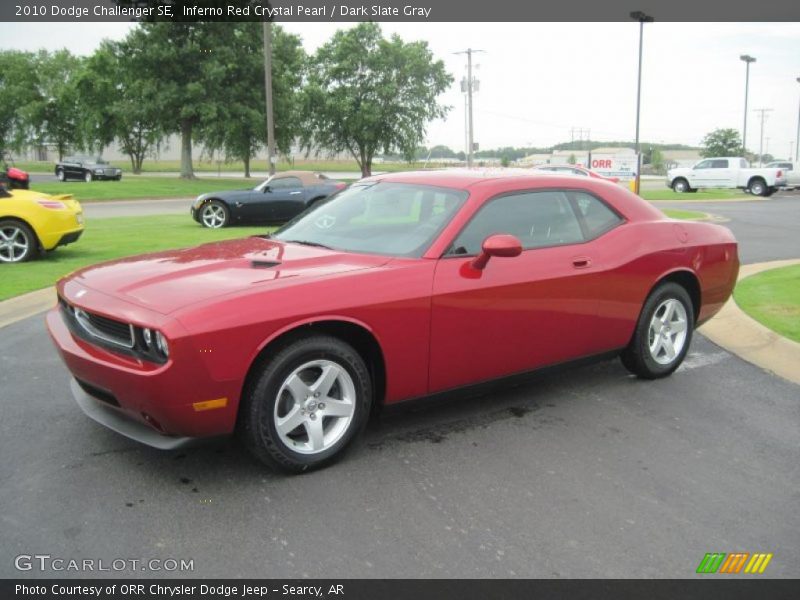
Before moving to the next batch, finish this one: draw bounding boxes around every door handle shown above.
[572,257,592,268]
[289,191,302,195]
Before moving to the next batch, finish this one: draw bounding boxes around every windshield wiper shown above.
[282,239,334,250]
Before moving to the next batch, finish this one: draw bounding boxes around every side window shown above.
[711,159,729,168]
[570,192,623,239]
[269,176,302,189]
[450,191,584,255]
[695,160,712,169]
[740,158,749,168]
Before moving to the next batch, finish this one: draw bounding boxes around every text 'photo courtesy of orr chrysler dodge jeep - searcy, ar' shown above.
[46,170,739,473]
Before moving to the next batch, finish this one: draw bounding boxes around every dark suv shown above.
[55,156,122,182]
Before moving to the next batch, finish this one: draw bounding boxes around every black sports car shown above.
[190,171,347,228]
[55,156,123,182]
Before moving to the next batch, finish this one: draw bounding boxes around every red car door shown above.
[428,189,618,393]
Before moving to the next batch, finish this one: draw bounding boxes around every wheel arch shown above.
[648,269,701,324]
[239,318,387,420]
[747,175,766,189]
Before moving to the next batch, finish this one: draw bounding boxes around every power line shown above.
[454,48,484,167]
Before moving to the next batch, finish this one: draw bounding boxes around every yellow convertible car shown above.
[0,187,84,263]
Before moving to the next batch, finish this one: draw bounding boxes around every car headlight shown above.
[136,327,170,362]
[94,168,103,174]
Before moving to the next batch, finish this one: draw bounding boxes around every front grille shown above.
[75,378,119,407]
[59,297,134,349]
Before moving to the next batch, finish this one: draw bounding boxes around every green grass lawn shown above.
[0,215,274,301]
[641,189,750,201]
[29,176,256,202]
[661,208,707,220]
[734,265,800,343]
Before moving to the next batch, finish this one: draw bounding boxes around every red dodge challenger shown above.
[47,170,739,472]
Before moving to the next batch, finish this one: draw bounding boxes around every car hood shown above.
[195,188,255,205]
[63,237,391,314]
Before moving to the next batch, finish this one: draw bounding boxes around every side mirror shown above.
[470,234,522,270]
[263,185,271,193]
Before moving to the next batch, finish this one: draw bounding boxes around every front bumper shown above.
[46,306,240,447]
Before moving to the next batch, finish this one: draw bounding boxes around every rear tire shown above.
[0,220,37,263]
[621,282,694,379]
[672,178,691,193]
[749,178,767,196]
[240,335,372,473]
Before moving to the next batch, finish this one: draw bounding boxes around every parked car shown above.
[0,186,83,263]
[47,170,738,472]
[55,156,122,182]
[666,157,786,196]
[765,161,800,189]
[532,164,620,183]
[1,153,30,189]
[191,171,347,228]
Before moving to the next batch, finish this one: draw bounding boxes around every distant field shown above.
[29,177,254,201]
[15,158,452,175]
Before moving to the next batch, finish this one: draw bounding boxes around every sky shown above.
[2,21,799,157]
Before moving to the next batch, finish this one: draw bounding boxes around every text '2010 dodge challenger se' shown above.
[47,170,739,472]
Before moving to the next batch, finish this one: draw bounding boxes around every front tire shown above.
[240,335,372,473]
[200,200,229,228]
[0,220,37,263]
[621,282,694,379]
[56,169,65,182]
[84,171,93,183]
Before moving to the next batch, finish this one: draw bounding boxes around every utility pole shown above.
[631,11,654,195]
[456,48,483,168]
[740,55,756,154]
[753,108,772,167]
[262,21,277,176]
[795,76,800,162]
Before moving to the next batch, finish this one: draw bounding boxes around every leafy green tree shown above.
[200,24,305,177]
[0,51,37,155]
[77,40,164,173]
[700,128,742,158]
[25,50,85,160]
[124,23,234,178]
[567,153,577,165]
[301,23,452,177]
[649,147,665,174]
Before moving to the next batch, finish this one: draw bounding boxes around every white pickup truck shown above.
[666,157,787,196]
[766,161,800,189]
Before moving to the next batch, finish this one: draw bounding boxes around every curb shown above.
[2,261,799,387]
[699,258,800,386]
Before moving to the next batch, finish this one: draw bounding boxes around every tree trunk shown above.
[180,120,194,179]
[243,154,251,178]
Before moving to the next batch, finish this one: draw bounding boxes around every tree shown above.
[567,153,577,165]
[25,50,85,160]
[649,147,665,174]
[0,51,37,155]
[700,128,742,158]
[200,24,305,177]
[77,40,164,173]
[301,23,452,177]
[125,23,231,178]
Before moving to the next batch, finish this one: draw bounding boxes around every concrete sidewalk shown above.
[2,260,799,385]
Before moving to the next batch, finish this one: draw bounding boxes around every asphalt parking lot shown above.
[1,194,798,579]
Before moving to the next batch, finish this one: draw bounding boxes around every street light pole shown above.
[740,55,756,155]
[455,48,483,168]
[262,21,277,176]
[630,11,653,196]
[795,76,800,162]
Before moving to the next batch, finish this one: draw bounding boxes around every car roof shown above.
[271,171,328,185]
[361,168,593,190]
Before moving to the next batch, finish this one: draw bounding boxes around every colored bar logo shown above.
[696,552,773,574]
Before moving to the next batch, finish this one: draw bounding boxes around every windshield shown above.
[271,182,468,257]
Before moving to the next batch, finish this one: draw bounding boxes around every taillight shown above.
[36,200,66,210]
[777,170,783,177]
[335,182,347,190]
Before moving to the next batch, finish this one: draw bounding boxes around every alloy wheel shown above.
[647,298,688,365]
[0,225,31,263]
